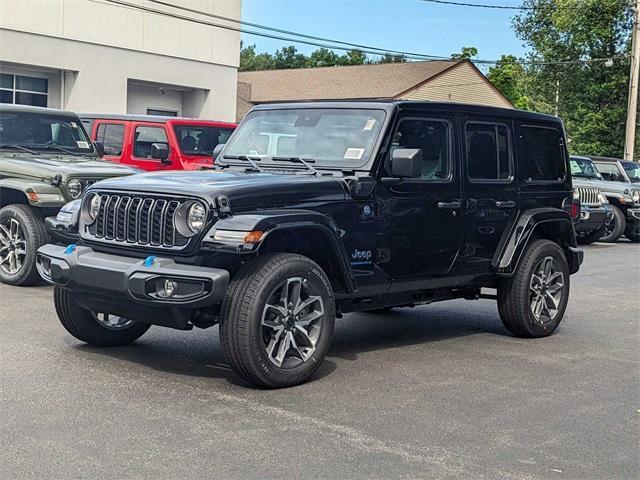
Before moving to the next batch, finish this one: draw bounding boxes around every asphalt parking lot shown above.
[1,242,638,480]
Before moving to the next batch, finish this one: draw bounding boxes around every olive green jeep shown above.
[0,104,138,286]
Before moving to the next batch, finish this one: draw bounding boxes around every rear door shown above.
[460,117,518,273]
[94,121,126,164]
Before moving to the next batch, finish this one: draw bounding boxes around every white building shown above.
[0,0,241,122]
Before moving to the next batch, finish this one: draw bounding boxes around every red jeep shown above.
[80,114,236,171]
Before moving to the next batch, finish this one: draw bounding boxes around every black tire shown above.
[54,286,150,346]
[0,204,48,286]
[497,239,570,338]
[599,205,625,243]
[577,227,604,245]
[219,253,335,388]
[624,220,640,243]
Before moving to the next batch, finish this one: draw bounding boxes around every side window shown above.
[465,122,512,182]
[390,118,452,180]
[133,126,167,159]
[594,163,624,182]
[96,123,125,156]
[520,126,566,182]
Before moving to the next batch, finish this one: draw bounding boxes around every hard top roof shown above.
[79,113,236,126]
[0,104,80,118]
[250,100,560,124]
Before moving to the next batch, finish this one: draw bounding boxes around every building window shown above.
[0,73,48,107]
[147,108,177,117]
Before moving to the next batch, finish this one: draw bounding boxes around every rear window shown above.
[173,125,234,156]
[520,125,566,182]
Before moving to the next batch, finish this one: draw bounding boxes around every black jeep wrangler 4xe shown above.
[37,101,584,388]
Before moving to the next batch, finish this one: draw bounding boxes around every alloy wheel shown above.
[0,218,27,275]
[92,312,135,330]
[529,256,565,325]
[261,276,325,368]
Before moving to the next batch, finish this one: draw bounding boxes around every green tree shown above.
[375,53,407,64]
[514,0,634,157]
[450,46,478,60]
[487,55,532,110]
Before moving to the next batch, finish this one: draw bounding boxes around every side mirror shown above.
[212,143,225,161]
[391,149,423,178]
[151,142,170,164]
[93,141,104,157]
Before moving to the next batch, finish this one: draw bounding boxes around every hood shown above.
[0,153,139,179]
[572,177,606,189]
[90,170,350,210]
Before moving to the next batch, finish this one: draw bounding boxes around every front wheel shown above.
[220,253,335,388]
[599,205,625,243]
[498,239,570,338]
[54,287,150,346]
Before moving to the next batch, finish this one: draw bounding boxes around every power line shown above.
[96,0,629,67]
[420,0,530,9]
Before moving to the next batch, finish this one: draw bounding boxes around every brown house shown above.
[236,60,512,120]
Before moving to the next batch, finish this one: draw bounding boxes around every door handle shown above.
[438,201,462,210]
[495,201,516,209]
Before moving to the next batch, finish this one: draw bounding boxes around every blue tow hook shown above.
[144,255,156,267]
[64,243,77,255]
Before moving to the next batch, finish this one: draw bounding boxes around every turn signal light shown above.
[244,231,264,244]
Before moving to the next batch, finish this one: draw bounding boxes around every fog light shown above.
[156,279,178,298]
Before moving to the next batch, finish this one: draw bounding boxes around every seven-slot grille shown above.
[576,187,601,206]
[84,193,195,249]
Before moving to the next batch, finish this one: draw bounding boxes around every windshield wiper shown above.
[40,144,80,157]
[221,154,263,172]
[0,144,38,154]
[269,156,318,175]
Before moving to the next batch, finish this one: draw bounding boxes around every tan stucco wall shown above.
[400,62,513,108]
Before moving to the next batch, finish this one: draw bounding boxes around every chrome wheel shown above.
[92,312,134,330]
[261,276,325,368]
[529,256,565,325]
[0,218,27,275]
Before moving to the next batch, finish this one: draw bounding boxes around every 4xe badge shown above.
[350,249,373,266]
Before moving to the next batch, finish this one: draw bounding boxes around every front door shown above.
[378,114,463,281]
[460,117,519,273]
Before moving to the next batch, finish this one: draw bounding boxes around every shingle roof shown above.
[238,60,461,102]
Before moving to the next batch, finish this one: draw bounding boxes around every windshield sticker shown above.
[569,161,581,174]
[344,148,365,160]
[363,119,376,131]
[76,141,89,149]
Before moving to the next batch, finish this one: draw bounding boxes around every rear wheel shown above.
[599,205,625,243]
[220,253,335,388]
[54,287,150,346]
[498,239,570,338]
[0,204,48,286]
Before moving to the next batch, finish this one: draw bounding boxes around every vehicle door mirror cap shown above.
[212,143,225,160]
[391,149,423,178]
[151,142,170,163]
[93,141,104,157]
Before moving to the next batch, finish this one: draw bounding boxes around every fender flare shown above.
[492,208,579,276]
[0,178,65,207]
[203,210,356,293]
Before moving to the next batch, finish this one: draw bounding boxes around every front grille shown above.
[84,192,200,249]
[576,187,601,206]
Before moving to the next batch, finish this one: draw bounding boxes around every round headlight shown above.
[67,179,83,199]
[187,203,206,233]
[87,194,101,223]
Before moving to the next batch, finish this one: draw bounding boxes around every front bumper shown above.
[36,244,229,329]
[45,216,80,245]
[626,207,640,221]
[575,205,610,235]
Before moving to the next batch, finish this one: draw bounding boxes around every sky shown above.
[240,0,529,67]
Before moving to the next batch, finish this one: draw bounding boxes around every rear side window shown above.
[520,126,566,182]
[96,123,125,156]
[133,126,167,159]
[465,122,512,182]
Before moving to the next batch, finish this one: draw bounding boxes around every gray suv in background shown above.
[589,156,640,243]
[569,156,611,244]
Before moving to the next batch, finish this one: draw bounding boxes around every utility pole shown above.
[624,0,640,161]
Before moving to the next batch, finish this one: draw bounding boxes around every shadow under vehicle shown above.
[37,101,583,388]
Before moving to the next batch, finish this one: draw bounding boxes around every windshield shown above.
[570,157,602,179]
[621,161,640,183]
[173,124,235,157]
[0,111,94,154]
[223,108,386,168]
